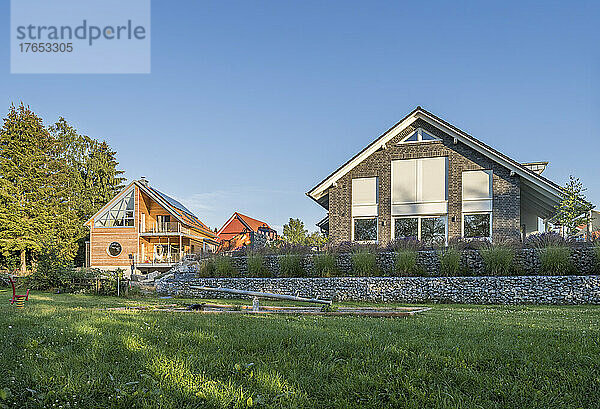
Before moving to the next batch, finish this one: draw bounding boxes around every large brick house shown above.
[307,107,563,245]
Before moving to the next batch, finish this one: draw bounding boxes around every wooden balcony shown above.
[140,221,190,236]
[135,252,196,268]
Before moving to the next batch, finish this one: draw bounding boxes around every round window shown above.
[107,242,122,257]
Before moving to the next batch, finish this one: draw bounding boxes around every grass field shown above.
[0,292,599,408]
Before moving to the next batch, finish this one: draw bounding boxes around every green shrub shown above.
[393,250,419,276]
[313,253,338,277]
[439,248,462,276]
[27,253,101,292]
[247,253,269,277]
[199,258,216,277]
[215,256,236,277]
[351,250,378,276]
[199,256,235,277]
[480,246,514,276]
[279,254,304,277]
[539,246,573,275]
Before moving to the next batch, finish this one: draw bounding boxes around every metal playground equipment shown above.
[189,286,332,311]
[6,273,30,309]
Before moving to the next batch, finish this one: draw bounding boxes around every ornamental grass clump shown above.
[279,254,304,277]
[524,232,571,249]
[351,249,378,276]
[200,255,236,277]
[313,253,338,277]
[387,238,422,252]
[215,255,236,277]
[439,248,462,276]
[480,246,515,276]
[247,253,270,277]
[393,250,419,276]
[539,246,573,275]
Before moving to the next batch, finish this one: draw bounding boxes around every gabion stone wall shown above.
[156,275,600,305]
[183,247,597,277]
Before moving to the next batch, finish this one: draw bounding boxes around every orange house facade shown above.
[84,178,218,275]
[217,212,277,252]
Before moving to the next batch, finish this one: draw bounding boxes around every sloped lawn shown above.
[0,292,598,408]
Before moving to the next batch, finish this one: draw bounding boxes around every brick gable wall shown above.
[328,119,520,244]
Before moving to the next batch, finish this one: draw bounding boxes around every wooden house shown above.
[84,178,218,275]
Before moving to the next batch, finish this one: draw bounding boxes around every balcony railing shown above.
[142,221,190,235]
[135,252,196,266]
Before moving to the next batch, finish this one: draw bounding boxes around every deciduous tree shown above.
[554,176,594,237]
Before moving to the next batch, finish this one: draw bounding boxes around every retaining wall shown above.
[175,247,597,277]
[156,275,600,305]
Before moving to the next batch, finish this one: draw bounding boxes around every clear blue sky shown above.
[1,1,599,233]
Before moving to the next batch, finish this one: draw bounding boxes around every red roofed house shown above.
[217,212,277,252]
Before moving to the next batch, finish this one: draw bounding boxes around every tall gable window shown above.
[352,177,378,242]
[399,128,441,144]
[391,157,448,215]
[462,170,493,239]
[94,189,135,227]
[391,157,448,244]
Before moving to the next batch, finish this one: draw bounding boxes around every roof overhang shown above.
[306,107,564,210]
[85,180,217,238]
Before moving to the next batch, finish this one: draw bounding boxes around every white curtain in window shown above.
[352,177,378,217]
[462,170,492,212]
[392,157,447,215]
[421,157,447,202]
[391,159,417,204]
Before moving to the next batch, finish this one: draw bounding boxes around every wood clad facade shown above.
[85,180,218,275]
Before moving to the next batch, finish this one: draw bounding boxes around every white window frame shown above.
[398,127,441,144]
[94,188,136,228]
[391,215,448,244]
[461,212,493,240]
[391,157,448,216]
[351,177,378,217]
[352,216,379,243]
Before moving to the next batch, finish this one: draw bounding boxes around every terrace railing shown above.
[136,252,196,265]
[144,221,190,235]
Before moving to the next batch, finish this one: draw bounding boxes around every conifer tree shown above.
[0,104,125,273]
[0,104,64,274]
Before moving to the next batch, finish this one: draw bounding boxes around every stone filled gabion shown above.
[158,248,600,304]
[177,248,598,278]
[156,275,600,305]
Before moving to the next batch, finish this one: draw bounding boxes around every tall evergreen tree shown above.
[50,118,125,263]
[0,105,125,273]
[0,104,64,274]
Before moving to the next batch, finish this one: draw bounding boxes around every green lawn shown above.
[0,292,599,408]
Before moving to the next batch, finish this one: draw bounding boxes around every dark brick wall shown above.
[328,119,521,244]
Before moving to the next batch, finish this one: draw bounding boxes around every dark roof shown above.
[307,106,564,201]
[143,183,214,237]
[148,186,194,215]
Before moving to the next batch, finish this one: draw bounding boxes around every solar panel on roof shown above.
[149,186,194,216]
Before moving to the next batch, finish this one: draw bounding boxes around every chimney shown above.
[139,176,148,186]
